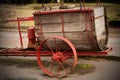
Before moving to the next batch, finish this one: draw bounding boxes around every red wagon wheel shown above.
[37,36,77,77]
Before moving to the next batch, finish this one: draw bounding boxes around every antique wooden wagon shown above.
[0,1,112,77]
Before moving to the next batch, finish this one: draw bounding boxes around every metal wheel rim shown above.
[37,36,77,77]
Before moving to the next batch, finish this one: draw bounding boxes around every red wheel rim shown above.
[37,36,77,77]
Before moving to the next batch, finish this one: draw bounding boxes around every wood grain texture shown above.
[34,7,108,51]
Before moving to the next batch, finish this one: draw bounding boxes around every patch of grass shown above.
[79,64,94,69]
[71,64,95,75]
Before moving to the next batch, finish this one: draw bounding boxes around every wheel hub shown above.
[52,52,64,62]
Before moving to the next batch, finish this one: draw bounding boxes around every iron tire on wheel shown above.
[37,36,78,77]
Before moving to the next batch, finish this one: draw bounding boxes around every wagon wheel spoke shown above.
[58,62,67,76]
[41,48,51,54]
[62,55,75,70]
[54,38,64,52]
[64,62,72,67]
[54,38,58,52]
[57,63,61,75]
[63,59,74,68]
[49,61,54,73]
[57,44,64,52]
[44,43,54,54]
[62,47,70,54]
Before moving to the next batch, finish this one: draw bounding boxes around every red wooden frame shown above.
[33,9,93,15]
[6,17,34,48]
[0,47,112,56]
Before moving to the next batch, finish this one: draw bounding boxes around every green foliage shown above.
[71,63,95,75]
[79,64,94,69]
